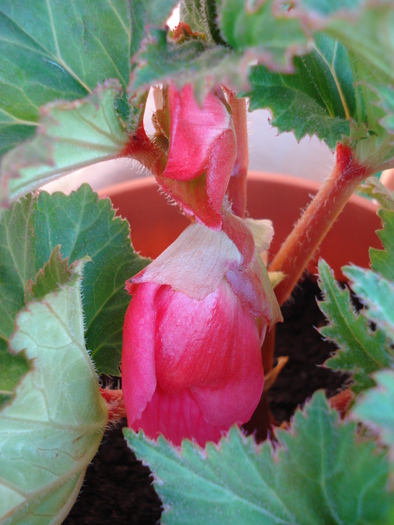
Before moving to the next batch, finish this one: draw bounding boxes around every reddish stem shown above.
[270,144,371,306]
[226,94,249,218]
[118,125,166,176]
[329,389,354,417]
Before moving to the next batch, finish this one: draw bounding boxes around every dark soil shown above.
[64,276,348,525]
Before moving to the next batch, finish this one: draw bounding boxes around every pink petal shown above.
[205,128,237,215]
[122,282,158,425]
[131,386,226,446]
[163,84,232,181]
[153,281,264,427]
[191,323,265,428]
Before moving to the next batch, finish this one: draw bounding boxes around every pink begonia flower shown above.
[154,84,237,230]
[122,217,282,446]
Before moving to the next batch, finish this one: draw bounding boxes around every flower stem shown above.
[270,144,371,306]
[226,94,249,218]
[118,125,166,176]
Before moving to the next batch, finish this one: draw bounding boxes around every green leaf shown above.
[1,83,129,205]
[0,348,29,410]
[246,34,358,149]
[130,28,244,99]
[33,186,149,374]
[0,194,35,342]
[352,369,394,460]
[0,262,108,524]
[286,0,394,169]
[130,0,180,58]
[344,266,394,343]
[25,245,75,304]
[317,259,391,392]
[293,0,394,83]
[125,391,391,524]
[0,186,148,376]
[370,202,394,283]
[216,0,308,71]
[376,85,394,134]
[0,0,132,156]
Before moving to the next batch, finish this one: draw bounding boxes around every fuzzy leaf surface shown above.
[1,84,128,205]
[0,0,132,157]
[352,369,394,459]
[344,266,394,343]
[0,263,108,524]
[130,0,180,58]
[317,260,391,392]
[0,186,147,376]
[125,391,391,524]
[216,0,308,71]
[180,0,225,45]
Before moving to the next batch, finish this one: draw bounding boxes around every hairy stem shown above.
[270,144,371,306]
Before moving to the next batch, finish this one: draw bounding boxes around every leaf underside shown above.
[0,262,108,524]
[353,369,394,460]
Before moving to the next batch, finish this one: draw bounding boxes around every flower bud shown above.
[122,220,281,446]
[154,84,237,230]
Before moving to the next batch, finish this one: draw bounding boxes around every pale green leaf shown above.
[1,83,129,205]
[352,369,394,459]
[0,263,108,524]
[125,391,391,524]
[317,259,391,392]
[360,176,394,211]
[0,0,132,156]
[344,266,394,343]
[0,186,148,376]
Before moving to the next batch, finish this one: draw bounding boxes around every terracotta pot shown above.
[99,171,381,278]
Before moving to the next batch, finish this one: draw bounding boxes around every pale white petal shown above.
[134,223,242,299]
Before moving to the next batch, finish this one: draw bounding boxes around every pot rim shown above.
[98,171,378,213]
